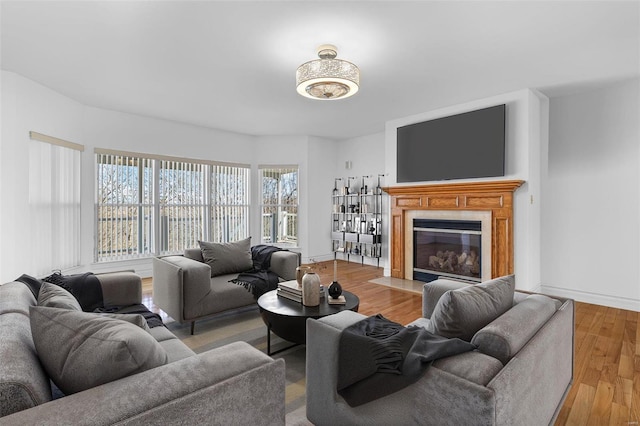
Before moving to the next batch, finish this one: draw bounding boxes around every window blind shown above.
[95,149,250,261]
[29,132,82,275]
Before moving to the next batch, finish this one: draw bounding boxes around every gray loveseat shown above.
[153,244,299,334]
[306,277,574,426]
[0,272,285,425]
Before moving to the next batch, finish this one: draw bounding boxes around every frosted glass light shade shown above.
[296,46,360,100]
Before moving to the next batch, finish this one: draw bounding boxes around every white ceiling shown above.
[1,1,638,140]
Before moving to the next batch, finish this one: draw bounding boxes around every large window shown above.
[211,165,250,243]
[159,160,206,253]
[29,132,82,276]
[259,165,298,247]
[96,149,249,262]
[96,153,153,260]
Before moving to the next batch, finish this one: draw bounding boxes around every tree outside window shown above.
[260,166,298,247]
[96,151,250,262]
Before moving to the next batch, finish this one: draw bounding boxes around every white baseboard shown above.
[304,253,335,264]
[540,285,640,312]
[88,258,154,278]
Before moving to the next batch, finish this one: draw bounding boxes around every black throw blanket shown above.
[96,304,165,329]
[230,245,283,299]
[337,314,476,407]
[42,272,164,328]
[43,272,104,312]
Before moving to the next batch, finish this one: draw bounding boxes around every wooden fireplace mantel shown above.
[383,180,524,279]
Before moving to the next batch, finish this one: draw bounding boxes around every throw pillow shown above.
[30,306,168,394]
[429,275,515,341]
[199,237,252,277]
[37,282,82,311]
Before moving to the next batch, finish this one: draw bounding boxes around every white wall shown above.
[334,132,387,268]
[252,135,338,264]
[541,78,640,311]
[0,71,333,279]
[307,136,340,263]
[0,71,85,281]
[81,106,256,276]
[384,89,548,291]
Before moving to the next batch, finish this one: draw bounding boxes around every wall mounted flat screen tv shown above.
[397,104,506,182]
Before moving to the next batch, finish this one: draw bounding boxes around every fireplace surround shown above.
[384,180,524,280]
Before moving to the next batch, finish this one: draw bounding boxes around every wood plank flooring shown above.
[143,260,640,425]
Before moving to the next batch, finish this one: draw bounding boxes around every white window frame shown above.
[95,149,250,262]
[258,165,299,247]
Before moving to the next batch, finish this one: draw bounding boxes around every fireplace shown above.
[413,219,482,283]
[384,180,524,280]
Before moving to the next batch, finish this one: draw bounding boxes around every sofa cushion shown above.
[429,275,515,341]
[432,350,503,386]
[199,237,252,277]
[37,282,82,311]
[30,306,168,395]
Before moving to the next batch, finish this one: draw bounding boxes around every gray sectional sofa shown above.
[0,272,285,425]
[153,243,299,334]
[306,276,574,426]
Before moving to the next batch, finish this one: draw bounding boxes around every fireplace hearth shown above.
[413,219,482,283]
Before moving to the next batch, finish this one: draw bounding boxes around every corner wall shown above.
[1,71,328,280]
[541,78,640,311]
[332,132,387,268]
[0,71,85,281]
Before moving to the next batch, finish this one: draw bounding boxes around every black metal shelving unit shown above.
[331,174,383,266]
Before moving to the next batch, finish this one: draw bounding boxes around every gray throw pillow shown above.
[430,275,515,341]
[37,282,82,311]
[199,237,252,277]
[29,306,168,394]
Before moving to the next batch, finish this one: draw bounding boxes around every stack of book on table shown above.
[277,281,325,303]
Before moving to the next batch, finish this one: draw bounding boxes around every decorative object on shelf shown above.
[328,260,343,299]
[296,44,360,100]
[295,266,312,287]
[301,272,321,307]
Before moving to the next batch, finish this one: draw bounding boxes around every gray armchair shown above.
[153,247,299,334]
[306,278,574,426]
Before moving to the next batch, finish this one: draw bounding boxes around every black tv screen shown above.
[396,104,506,182]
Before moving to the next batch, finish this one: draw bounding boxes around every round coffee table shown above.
[257,289,359,355]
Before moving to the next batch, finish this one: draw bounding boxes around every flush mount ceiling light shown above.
[296,44,360,100]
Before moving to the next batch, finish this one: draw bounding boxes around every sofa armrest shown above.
[422,279,471,319]
[152,256,211,323]
[471,294,562,364]
[95,271,142,307]
[487,299,574,425]
[269,251,300,281]
[306,311,366,419]
[1,342,285,426]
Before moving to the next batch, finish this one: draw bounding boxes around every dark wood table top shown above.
[257,289,359,319]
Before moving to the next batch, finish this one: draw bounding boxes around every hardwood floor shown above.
[143,260,640,425]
